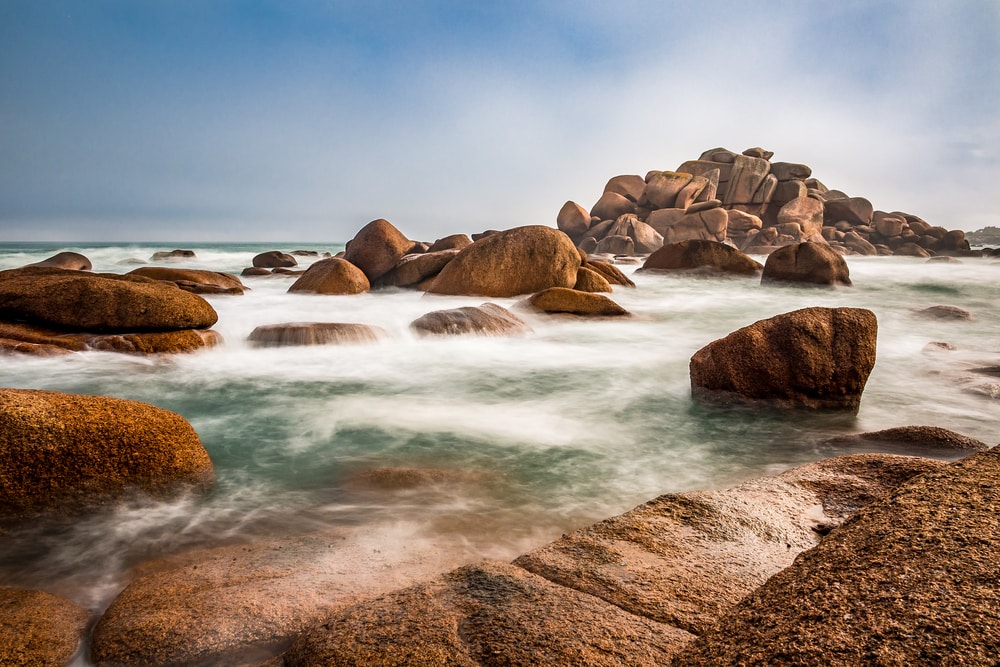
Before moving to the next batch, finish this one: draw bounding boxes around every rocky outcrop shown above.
[0,587,90,667]
[410,304,531,337]
[689,307,877,410]
[127,267,245,295]
[247,322,386,347]
[342,218,414,283]
[26,251,92,271]
[286,258,370,295]
[426,226,581,297]
[0,388,214,520]
[526,287,630,317]
[675,447,1000,666]
[640,240,762,275]
[761,242,853,286]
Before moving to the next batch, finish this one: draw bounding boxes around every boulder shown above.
[247,323,386,347]
[689,307,877,410]
[0,321,221,355]
[556,201,592,240]
[605,214,663,254]
[768,161,812,180]
[639,171,693,210]
[287,258,370,295]
[761,242,852,287]
[824,196,874,226]
[895,242,933,258]
[127,267,245,295]
[0,267,219,332]
[651,207,729,244]
[915,305,974,321]
[820,426,989,455]
[603,174,647,202]
[150,250,195,262]
[0,388,214,520]
[584,260,635,288]
[777,196,824,236]
[410,303,531,337]
[573,266,612,293]
[342,219,413,283]
[252,251,297,268]
[427,234,472,253]
[725,209,763,233]
[427,226,581,297]
[722,154,770,205]
[590,191,635,221]
[26,251,92,271]
[843,231,878,256]
[377,249,460,288]
[640,240,762,276]
[595,234,635,256]
[673,175,710,209]
[0,588,89,667]
[873,213,906,237]
[526,287,630,317]
[241,267,272,277]
[675,447,1000,666]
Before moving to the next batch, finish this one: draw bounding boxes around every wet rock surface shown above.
[0,587,89,667]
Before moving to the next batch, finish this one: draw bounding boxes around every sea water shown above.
[0,242,997,617]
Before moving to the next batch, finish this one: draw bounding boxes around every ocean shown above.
[1,241,998,625]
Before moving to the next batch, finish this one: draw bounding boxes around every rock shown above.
[247,323,386,347]
[725,208,763,232]
[341,219,413,283]
[271,267,305,276]
[689,306,877,410]
[377,249,460,288]
[290,250,320,257]
[573,266,612,293]
[526,287,630,317]
[410,303,531,336]
[556,201,592,240]
[895,242,933,258]
[252,251,297,268]
[777,196,824,236]
[820,425,989,454]
[761,242,852,287]
[606,214,663,254]
[0,588,89,667]
[0,267,219,332]
[823,196,874,226]
[150,250,195,262]
[843,230,878,256]
[604,174,647,202]
[640,240,762,276]
[915,305,974,320]
[127,267,245,295]
[653,207,729,244]
[675,448,1000,666]
[26,251,92,271]
[722,154,770,205]
[768,161,812,180]
[595,234,635,255]
[673,175,710,209]
[285,560,693,667]
[426,234,472,253]
[241,267,272,277]
[584,260,635,287]
[873,213,906,237]
[0,388,214,520]
[0,321,220,355]
[589,191,635,221]
[287,258,370,295]
[427,226,581,297]
[639,171,693,210]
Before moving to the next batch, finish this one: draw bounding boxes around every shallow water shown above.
[1,242,998,621]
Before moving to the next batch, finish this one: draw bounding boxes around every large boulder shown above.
[824,196,874,226]
[648,206,728,243]
[426,226,581,297]
[0,322,221,355]
[150,249,195,262]
[343,219,413,283]
[287,258,370,295]
[573,266,612,293]
[776,196,825,236]
[675,447,1000,666]
[590,191,635,221]
[252,251,297,268]
[247,322,386,347]
[639,171,693,210]
[689,307,877,410]
[0,389,214,520]
[556,201,592,240]
[410,304,531,337]
[0,588,89,667]
[526,287,630,317]
[761,242,852,286]
[26,251,92,271]
[427,234,472,253]
[376,249,460,288]
[127,267,245,295]
[820,425,989,455]
[0,267,219,332]
[641,240,762,276]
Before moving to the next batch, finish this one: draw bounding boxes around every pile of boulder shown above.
[559,146,973,258]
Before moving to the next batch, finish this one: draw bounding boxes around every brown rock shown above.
[410,303,531,336]
[0,388,214,520]
[128,267,245,295]
[820,425,989,454]
[639,171,693,209]
[556,201,592,240]
[768,161,812,180]
[843,231,878,256]
[895,242,933,258]
[241,267,272,277]
[584,260,635,287]
[377,249,460,288]
[722,154,770,205]
[725,208,763,232]
[342,218,412,283]
[823,196,874,226]
[675,448,1000,666]
[761,242,852,287]
[287,258,370,295]
[596,234,635,255]
[427,226,580,297]
[651,207,729,244]
[0,267,219,332]
[573,266,612,293]
[689,307,877,410]
[0,588,89,667]
[641,240,762,276]
[247,323,386,347]
[604,174,647,202]
[589,191,635,221]
[26,251,92,271]
[873,213,906,237]
[427,234,472,253]
[915,305,974,320]
[0,322,220,355]
[150,249,196,262]
[777,196,824,236]
[285,560,692,667]
[252,251,297,268]
[673,175,710,209]
[526,287,629,317]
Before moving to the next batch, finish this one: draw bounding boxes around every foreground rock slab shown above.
[410,304,531,336]
[0,588,89,667]
[0,388,214,521]
[675,446,1000,666]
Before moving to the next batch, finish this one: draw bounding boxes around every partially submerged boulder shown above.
[689,307,877,410]
[0,587,90,667]
[287,258,370,295]
[427,226,581,297]
[252,251,297,268]
[0,388,214,520]
[0,322,221,355]
[247,322,386,347]
[820,425,989,455]
[641,240,762,275]
[26,251,92,271]
[573,266,612,293]
[526,287,630,317]
[127,267,245,295]
[150,249,195,262]
[342,218,413,283]
[585,260,635,287]
[761,242,852,286]
[410,304,531,337]
[377,249,460,288]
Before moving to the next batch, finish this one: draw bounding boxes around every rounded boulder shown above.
[342,218,413,283]
[287,258,370,295]
[641,240,762,275]
[527,287,630,317]
[0,588,89,667]
[762,242,852,287]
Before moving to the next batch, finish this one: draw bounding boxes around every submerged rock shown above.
[342,218,413,283]
[0,322,221,355]
[127,267,245,295]
[410,303,531,337]
[761,242,852,286]
[247,322,386,347]
[640,240,762,275]
[915,304,974,320]
[26,251,92,271]
[0,587,90,667]
[820,425,989,454]
[287,258,370,295]
[526,287,630,317]
[150,249,195,262]
[689,307,877,410]
[252,251,297,268]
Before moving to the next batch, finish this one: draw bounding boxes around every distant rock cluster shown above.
[559,146,974,258]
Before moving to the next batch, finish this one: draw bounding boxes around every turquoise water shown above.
[1,242,998,615]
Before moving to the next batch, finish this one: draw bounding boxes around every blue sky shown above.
[1,1,998,241]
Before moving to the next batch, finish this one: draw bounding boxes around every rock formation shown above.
[287,258,370,295]
[247,322,386,346]
[410,304,532,336]
[127,267,246,295]
[761,241,852,287]
[640,240,762,275]
[0,588,89,667]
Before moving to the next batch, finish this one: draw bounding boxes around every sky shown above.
[1,0,998,242]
